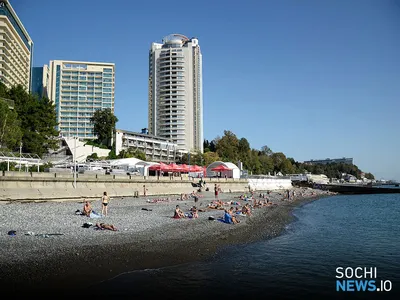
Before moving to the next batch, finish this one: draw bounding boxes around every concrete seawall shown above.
[0,172,250,202]
[248,178,293,191]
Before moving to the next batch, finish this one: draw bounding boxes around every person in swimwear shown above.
[173,205,185,219]
[214,184,219,199]
[82,200,92,217]
[101,191,110,216]
[228,207,240,224]
[96,223,117,231]
[191,206,199,218]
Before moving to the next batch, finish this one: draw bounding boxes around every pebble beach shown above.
[0,187,333,296]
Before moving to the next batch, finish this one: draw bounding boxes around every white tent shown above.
[206,161,241,179]
[135,161,160,176]
[109,157,143,167]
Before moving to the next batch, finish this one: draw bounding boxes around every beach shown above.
[0,187,332,296]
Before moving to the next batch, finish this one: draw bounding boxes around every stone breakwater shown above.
[0,171,250,201]
[0,187,333,296]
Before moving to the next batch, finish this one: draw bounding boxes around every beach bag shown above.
[82,223,93,228]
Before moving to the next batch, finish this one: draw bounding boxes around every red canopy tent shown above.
[211,164,232,172]
[180,164,189,172]
[168,163,184,172]
[148,162,172,172]
[191,165,203,172]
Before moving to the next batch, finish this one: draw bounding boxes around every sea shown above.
[93,193,400,299]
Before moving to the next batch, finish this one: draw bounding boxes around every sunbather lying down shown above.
[96,223,117,231]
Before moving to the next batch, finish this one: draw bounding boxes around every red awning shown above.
[211,164,232,172]
[168,163,184,172]
[190,165,203,172]
[148,162,172,172]
[180,164,189,172]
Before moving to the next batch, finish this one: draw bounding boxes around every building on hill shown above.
[115,129,181,163]
[303,157,353,165]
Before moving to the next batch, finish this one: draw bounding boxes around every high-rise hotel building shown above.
[148,34,203,153]
[0,0,33,90]
[43,60,115,139]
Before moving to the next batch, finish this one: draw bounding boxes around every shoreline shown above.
[0,188,333,296]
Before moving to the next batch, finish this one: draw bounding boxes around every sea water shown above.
[93,194,400,299]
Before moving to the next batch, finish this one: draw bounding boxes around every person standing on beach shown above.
[214,184,219,199]
[143,185,147,197]
[101,191,110,216]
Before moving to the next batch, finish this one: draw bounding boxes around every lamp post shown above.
[73,137,77,188]
[19,141,22,172]
[188,150,191,178]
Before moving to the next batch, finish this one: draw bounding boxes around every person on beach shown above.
[96,223,117,231]
[143,185,148,197]
[228,207,240,224]
[214,184,219,199]
[191,206,199,218]
[173,205,185,219]
[242,203,252,216]
[82,200,92,217]
[101,191,110,216]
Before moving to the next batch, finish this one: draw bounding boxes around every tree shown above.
[177,151,204,165]
[215,130,239,162]
[209,140,217,152]
[118,148,146,161]
[258,154,274,175]
[87,153,99,161]
[238,138,250,154]
[364,172,375,180]
[0,100,22,150]
[90,108,118,146]
[261,145,273,156]
[271,152,287,172]
[203,151,220,166]
[6,84,59,157]
[203,139,210,152]
[247,149,262,174]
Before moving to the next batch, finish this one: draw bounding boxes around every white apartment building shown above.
[148,33,203,153]
[0,0,33,90]
[115,129,181,163]
[44,60,115,139]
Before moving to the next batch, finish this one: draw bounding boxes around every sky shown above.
[12,0,400,181]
